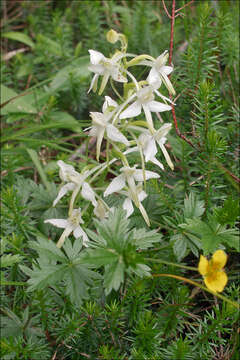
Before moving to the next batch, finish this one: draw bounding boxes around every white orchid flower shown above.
[137,123,174,170]
[122,184,150,225]
[119,85,172,132]
[104,165,159,206]
[88,50,127,95]
[44,208,89,248]
[53,161,97,207]
[121,183,147,216]
[89,96,129,161]
[139,51,175,95]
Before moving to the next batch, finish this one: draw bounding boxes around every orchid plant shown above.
[45,28,175,248]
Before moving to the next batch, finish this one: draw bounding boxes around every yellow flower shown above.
[198,250,228,292]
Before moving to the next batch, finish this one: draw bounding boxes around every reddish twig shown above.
[167,0,195,148]
[161,0,172,19]
[175,0,194,13]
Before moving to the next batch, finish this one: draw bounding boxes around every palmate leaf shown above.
[64,264,100,306]
[20,262,67,292]
[20,238,101,305]
[170,231,201,261]
[179,216,239,255]
[84,208,160,295]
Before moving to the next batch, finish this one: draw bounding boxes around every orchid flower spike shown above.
[44,208,89,248]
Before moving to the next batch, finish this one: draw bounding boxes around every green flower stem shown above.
[145,257,197,271]
[153,273,240,309]
[110,78,123,101]
[126,70,139,91]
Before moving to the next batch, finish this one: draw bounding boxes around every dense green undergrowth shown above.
[1,1,239,359]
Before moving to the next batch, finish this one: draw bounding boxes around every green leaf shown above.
[1,116,86,143]
[183,192,205,219]
[64,264,100,305]
[1,84,37,115]
[85,208,164,295]
[0,254,23,268]
[26,148,51,192]
[133,228,162,249]
[171,234,188,262]
[50,56,90,91]
[82,248,119,267]
[127,263,152,277]
[179,217,239,254]
[28,238,67,263]
[20,262,67,291]
[21,238,101,305]
[2,31,35,48]
[104,259,125,295]
[213,197,240,225]
[37,34,61,55]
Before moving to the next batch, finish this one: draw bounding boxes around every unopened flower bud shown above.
[106,29,119,43]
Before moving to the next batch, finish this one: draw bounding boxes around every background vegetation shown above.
[1,1,239,359]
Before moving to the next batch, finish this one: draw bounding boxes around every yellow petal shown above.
[212,250,227,269]
[198,255,209,276]
[204,271,228,293]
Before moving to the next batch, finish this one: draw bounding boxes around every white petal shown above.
[155,123,172,140]
[96,128,105,161]
[142,104,154,132]
[90,111,106,127]
[154,89,175,104]
[159,143,174,170]
[144,138,157,162]
[106,124,129,146]
[99,73,110,95]
[148,100,172,113]
[134,169,160,182]
[73,226,89,246]
[111,70,127,83]
[89,125,98,137]
[57,160,79,182]
[150,156,164,170]
[81,182,97,206]
[123,198,134,217]
[147,68,160,85]
[88,64,105,75]
[44,219,68,229]
[138,190,147,202]
[89,49,105,65]
[161,72,176,95]
[53,183,75,207]
[104,174,126,197]
[119,101,142,119]
[103,96,118,112]
[88,74,99,93]
[161,65,173,76]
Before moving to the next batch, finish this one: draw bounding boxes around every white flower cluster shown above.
[45,29,176,248]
